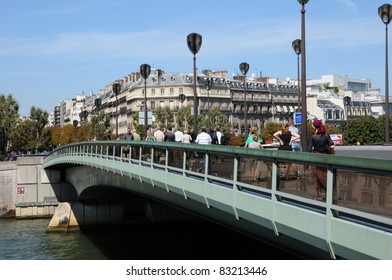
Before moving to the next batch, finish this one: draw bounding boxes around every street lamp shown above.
[298,0,309,152]
[79,110,88,140]
[379,4,392,145]
[112,82,121,139]
[343,96,351,145]
[94,98,101,140]
[187,33,202,133]
[239,62,250,138]
[140,63,151,136]
[292,39,301,110]
[205,77,212,128]
[72,119,78,142]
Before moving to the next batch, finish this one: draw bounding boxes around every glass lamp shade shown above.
[112,82,121,95]
[205,78,212,90]
[187,33,202,55]
[239,62,249,76]
[297,0,309,5]
[140,64,151,80]
[292,39,301,55]
[379,4,392,25]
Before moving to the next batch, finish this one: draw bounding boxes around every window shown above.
[161,88,165,95]
[151,89,155,96]
[179,88,183,94]
[364,177,372,189]
[169,101,174,109]
[160,101,164,108]
[327,110,333,120]
[151,101,155,110]
[170,88,174,95]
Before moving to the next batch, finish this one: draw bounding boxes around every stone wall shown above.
[0,156,68,218]
[0,162,17,217]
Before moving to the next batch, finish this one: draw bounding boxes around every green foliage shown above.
[198,107,229,133]
[130,112,145,138]
[89,111,113,140]
[0,94,20,153]
[262,122,283,141]
[10,119,37,154]
[175,105,192,130]
[154,106,174,130]
[30,106,49,139]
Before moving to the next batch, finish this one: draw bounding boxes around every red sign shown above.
[17,187,25,195]
[330,134,343,146]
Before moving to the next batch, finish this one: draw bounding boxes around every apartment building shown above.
[51,71,388,136]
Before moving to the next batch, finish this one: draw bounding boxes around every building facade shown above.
[51,71,389,137]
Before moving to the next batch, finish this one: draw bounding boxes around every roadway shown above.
[334,145,392,159]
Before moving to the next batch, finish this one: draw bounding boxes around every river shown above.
[0,218,302,260]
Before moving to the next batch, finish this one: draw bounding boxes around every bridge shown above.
[42,141,392,260]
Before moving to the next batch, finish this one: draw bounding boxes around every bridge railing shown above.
[44,140,392,232]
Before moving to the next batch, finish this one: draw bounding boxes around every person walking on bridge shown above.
[308,119,335,200]
[195,126,212,172]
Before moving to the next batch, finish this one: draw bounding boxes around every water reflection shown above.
[0,219,303,260]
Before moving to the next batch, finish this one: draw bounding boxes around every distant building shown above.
[50,72,390,136]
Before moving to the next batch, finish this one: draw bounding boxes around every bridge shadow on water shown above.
[80,221,309,260]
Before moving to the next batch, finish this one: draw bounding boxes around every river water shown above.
[0,218,302,260]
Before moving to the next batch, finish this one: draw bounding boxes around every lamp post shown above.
[140,64,151,136]
[298,0,309,152]
[72,119,78,142]
[205,77,212,128]
[79,110,88,141]
[343,96,351,145]
[187,33,202,133]
[112,82,121,139]
[94,98,101,140]
[239,62,250,138]
[292,39,301,110]
[379,4,392,145]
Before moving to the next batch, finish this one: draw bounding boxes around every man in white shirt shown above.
[154,126,165,142]
[216,127,222,145]
[174,128,184,143]
[195,126,212,145]
[195,127,211,172]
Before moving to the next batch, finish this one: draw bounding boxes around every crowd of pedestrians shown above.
[121,119,335,200]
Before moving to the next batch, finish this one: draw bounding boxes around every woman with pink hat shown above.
[308,119,335,154]
[309,119,335,200]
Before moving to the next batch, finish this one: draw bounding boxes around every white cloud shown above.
[337,0,358,11]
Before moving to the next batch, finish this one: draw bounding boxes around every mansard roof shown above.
[317,99,343,110]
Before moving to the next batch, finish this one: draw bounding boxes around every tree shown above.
[262,122,283,141]
[30,106,49,151]
[131,112,145,137]
[340,116,383,145]
[0,94,20,153]
[10,119,37,154]
[89,111,113,140]
[175,106,191,130]
[154,106,174,130]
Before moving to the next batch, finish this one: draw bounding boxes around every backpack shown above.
[220,134,227,145]
[211,131,218,144]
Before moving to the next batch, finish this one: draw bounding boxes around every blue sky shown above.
[0,0,389,117]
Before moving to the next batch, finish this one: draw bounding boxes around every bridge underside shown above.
[45,164,339,259]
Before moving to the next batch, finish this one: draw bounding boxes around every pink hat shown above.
[313,119,322,128]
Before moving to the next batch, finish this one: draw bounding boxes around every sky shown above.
[0,0,390,117]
